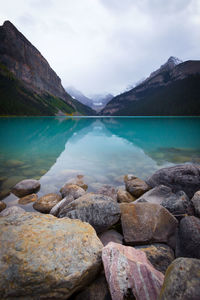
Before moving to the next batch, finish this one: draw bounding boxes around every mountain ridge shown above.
[100,57,200,116]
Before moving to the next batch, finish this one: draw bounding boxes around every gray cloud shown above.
[0,0,200,95]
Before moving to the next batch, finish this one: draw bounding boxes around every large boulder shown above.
[135,243,175,274]
[73,273,111,300]
[176,216,200,258]
[11,179,40,197]
[0,212,103,299]
[191,190,200,217]
[136,185,192,216]
[159,258,200,300]
[58,193,121,233]
[60,184,85,199]
[147,164,200,198]
[124,174,150,198]
[33,193,62,213]
[0,201,6,212]
[0,206,25,217]
[50,196,74,216]
[102,242,164,300]
[98,229,123,246]
[120,203,178,248]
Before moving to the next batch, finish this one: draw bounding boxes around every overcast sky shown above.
[0,0,200,96]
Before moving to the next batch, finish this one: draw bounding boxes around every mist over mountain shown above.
[66,86,113,112]
[101,56,200,116]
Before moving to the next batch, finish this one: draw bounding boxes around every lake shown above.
[0,117,200,211]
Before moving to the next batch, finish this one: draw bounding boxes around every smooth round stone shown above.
[66,175,88,191]
[33,193,62,213]
[18,193,38,205]
[0,201,6,212]
[11,179,40,197]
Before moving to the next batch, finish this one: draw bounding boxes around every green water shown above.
[0,117,200,210]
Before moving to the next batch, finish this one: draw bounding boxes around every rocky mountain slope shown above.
[0,21,95,116]
[101,57,200,116]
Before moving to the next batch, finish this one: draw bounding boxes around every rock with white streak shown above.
[102,242,164,300]
[50,195,74,216]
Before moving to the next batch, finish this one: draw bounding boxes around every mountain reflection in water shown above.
[0,117,200,208]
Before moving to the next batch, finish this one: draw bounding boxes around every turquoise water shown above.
[0,117,200,210]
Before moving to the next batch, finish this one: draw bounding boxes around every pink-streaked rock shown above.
[102,242,164,300]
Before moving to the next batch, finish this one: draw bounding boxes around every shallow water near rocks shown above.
[0,116,200,211]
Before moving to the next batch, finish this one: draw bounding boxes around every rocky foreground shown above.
[0,163,200,299]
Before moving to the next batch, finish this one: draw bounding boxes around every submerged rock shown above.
[33,193,62,213]
[60,183,85,199]
[102,242,164,300]
[124,174,150,198]
[0,206,25,217]
[147,163,200,198]
[50,195,74,216]
[191,190,200,217]
[159,258,200,300]
[135,243,175,274]
[0,201,6,212]
[11,179,40,197]
[176,216,200,259]
[117,188,135,203]
[58,193,121,233]
[120,202,178,248]
[66,175,88,191]
[0,212,103,299]
[18,193,38,205]
[98,229,123,246]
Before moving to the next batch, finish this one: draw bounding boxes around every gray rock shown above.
[98,229,123,246]
[191,190,200,217]
[11,179,40,197]
[136,185,192,216]
[176,216,200,259]
[124,174,151,198]
[58,193,121,233]
[96,185,117,201]
[147,163,200,198]
[136,185,174,205]
[135,243,175,274]
[50,195,74,216]
[161,190,192,216]
[0,206,25,217]
[159,258,200,300]
[60,183,85,199]
[33,193,62,213]
[0,212,103,299]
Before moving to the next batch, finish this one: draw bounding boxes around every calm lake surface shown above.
[0,117,200,211]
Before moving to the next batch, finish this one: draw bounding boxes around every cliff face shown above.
[101,58,200,116]
[0,21,69,100]
[0,21,95,115]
